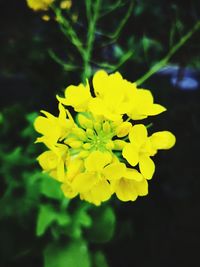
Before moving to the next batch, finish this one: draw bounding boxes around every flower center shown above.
[88,130,113,151]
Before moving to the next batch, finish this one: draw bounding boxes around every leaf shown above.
[36,204,70,236]
[0,113,3,124]
[93,251,109,267]
[40,174,63,200]
[44,240,91,267]
[21,112,38,138]
[78,208,92,228]
[36,205,56,236]
[67,203,92,239]
[86,206,115,243]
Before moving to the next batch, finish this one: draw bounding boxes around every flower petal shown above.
[85,151,112,172]
[89,98,105,116]
[103,162,126,180]
[56,159,65,182]
[116,122,132,137]
[139,155,155,179]
[129,124,147,146]
[37,150,57,171]
[57,82,91,112]
[146,104,166,115]
[90,180,112,202]
[66,158,84,182]
[72,172,97,192]
[93,70,108,97]
[134,178,148,196]
[80,180,112,205]
[123,168,143,181]
[61,183,78,199]
[122,143,139,166]
[113,179,138,202]
[150,131,176,150]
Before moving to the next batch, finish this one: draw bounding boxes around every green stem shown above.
[92,49,134,71]
[109,1,134,41]
[52,6,85,57]
[146,123,153,129]
[82,0,101,82]
[85,0,92,21]
[136,20,200,86]
[101,1,134,45]
[48,49,78,71]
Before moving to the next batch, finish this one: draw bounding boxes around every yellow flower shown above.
[102,156,147,202]
[61,157,84,199]
[41,14,50,21]
[149,131,176,151]
[37,144,69,182]
[70,151,129,205]
[71,151,111,192]
[57,70,166,122]
[122,124,176,179]
[127,89,166,120]
[112,174,148,202]
[60,0,72,10]
[89,70,166,121]
[26,0,54,11]
[34,103,74,146]
[35,69,176,205]
[89,70,134,121]
[69,151,112,205]
[57,81,92,112]
[61,182,78,199]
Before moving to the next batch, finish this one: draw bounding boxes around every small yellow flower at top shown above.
[71,13,78,23]
[41,14,50,21]
[26,0,54,11]
[60,0,72,10]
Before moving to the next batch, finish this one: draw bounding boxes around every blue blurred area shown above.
[157,65,200,91]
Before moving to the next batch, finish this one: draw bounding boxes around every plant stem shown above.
[48,49,78,71]
[136,20,200,86]
[82,0,101,82]
[53,6,85,57]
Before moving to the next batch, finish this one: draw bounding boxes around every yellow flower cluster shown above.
[34,70,176,205]
[26,0,54,11]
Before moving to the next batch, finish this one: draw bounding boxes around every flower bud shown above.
[116,122,132,137]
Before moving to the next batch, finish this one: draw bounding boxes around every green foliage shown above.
[0,106,113,266]
[36,204,71,236]
[86,206,116,243]
[40,175,64,200]
[66,203,92,239]
[93,251,109,267]
[44,240,91,267]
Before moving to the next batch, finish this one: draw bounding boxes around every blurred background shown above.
[1,0,200,267]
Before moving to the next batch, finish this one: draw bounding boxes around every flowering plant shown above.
[34,70,175,205]
[22,0,200,265]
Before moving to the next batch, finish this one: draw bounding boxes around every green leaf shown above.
[0,113,3,124]
[36,204,70,236]
[67,203,92,239]
[40,174,63,200]
[78,208,92,228]
[36,205,56,236]
[86,206,115,243]
[93,251,109,267]
[21,112,38,138]
[44,240,91,267]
